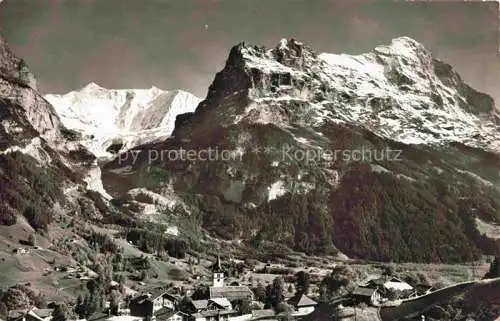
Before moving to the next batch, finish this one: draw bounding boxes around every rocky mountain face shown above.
[104,37,500,263]
[45,84,201,159]
[0,36,111,229]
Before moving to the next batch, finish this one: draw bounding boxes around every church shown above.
[209,255,254,302]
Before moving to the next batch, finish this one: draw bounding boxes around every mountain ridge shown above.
[103,37,500,263]
[45,84,201,158]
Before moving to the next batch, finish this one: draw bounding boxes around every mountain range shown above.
[0,34,499,269]
[45,83,201,159]
[103,37,500,263]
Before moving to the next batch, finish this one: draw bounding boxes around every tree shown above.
[28,234,36,246]
[265,278,285,309]
[109,290,121,316]
[191,284,209,300]
[276,303,293,321]
[294,271,310,295]
[233,299,252,315]
[74,295,86,319]
[52,303,68,321]
[177,297,196,314]
[0,302,8,319]
[382,264,395,277]
[253,283,266,302]
[319,265,357,301]
[287,284,294,293]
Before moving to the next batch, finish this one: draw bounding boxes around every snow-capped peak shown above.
[45,85,201,158]
[224,37,499,152]
[81,82,105,92]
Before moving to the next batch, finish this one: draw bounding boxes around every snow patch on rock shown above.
[45,84,201,158]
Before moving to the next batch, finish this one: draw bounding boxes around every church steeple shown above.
[211,253,224,287]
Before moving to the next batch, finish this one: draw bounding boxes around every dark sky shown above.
[0,0,499,103]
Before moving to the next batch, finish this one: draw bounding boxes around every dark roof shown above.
[287,294,317,307]
[209,298,232,309]
[352,287,377,297]
[147,287,173,300]
[30,308,54,318]
[155,309,186,320]
[192,299,209,310]
[88,312,109,321]
[163,293,181,302]
[368,278,386,287]
[154,307,173,317]
[209,286,254,301]
[130,294,152,305]
[192,309,239,318]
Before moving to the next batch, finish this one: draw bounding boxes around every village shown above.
[3,248,443,321]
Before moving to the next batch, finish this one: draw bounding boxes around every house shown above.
[129,290,180,318]
[129,295,154,319]
[365,277,414,299]
[287,293,317,316]
[26,308,54,321]
[350,287,382,306]
[148,289,180,312]
[382,278,414,299]
[383,278,413,292]
[208,255,253,302]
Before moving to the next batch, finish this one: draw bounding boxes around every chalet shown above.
[208,256,253,302]
[287,294,317,316]
[383,278,413,292]
[129,290,179,319]
[26,308,54,321]
[365,277,414,299]
[129,295,153,318]
[382,278,414,299]
[350,287,381,306]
